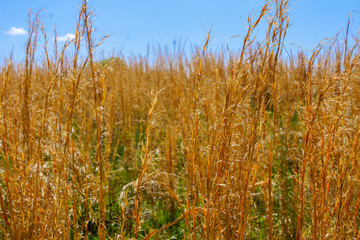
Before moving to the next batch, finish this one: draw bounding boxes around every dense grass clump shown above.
[1,0,360,239]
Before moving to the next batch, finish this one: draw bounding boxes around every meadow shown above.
[1,0,360,239]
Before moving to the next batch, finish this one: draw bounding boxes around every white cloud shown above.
[6,27,27,36]
[56,33,75,42]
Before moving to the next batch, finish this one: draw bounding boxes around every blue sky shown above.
[0,0,359,61]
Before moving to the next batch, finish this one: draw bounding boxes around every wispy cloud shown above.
[6,27,27,36]
[56,33,75,42]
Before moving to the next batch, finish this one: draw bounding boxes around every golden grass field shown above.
[0,0,360,239]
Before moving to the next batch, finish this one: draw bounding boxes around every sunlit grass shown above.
[0,0,360,239]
